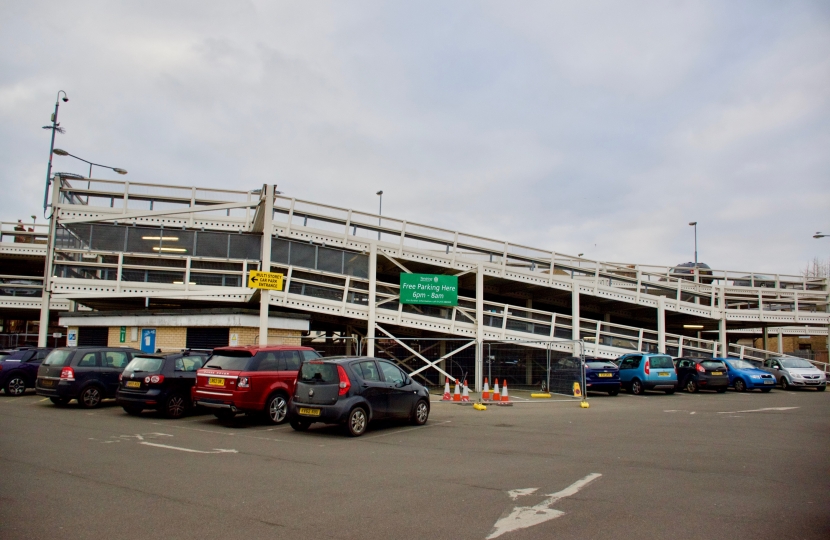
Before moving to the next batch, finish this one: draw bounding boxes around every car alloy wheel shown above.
[685,379,698,393]
[412,400,429,425]
[734,379,746,392]
[780,378,790,390]
[166,395,186,419]
[80,387,102,408]
[631,379,644,395]
[347,407,367,437]
[267,395,288,424]
[5,376,26,396]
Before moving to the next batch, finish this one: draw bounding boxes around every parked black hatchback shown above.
[36,347,142,408]
[675,357,729,393]
[288,356,430,437]
[117,351,208,418]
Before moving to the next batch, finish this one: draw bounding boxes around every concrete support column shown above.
[475,263,484,392]
[777,331,783,354]
[762,327,769,352]
[571,286,580,342]
[719,318,728,358]
[657,296,666,354]
[525,299,533,385]
[366,242,378,357]
[258,185,275,346]
[439,340,446,386]
[38,178,61,347]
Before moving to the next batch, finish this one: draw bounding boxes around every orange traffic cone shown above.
[452,379,461,402]
[482,378,490,401]
[492,379,501,401]
[441,379,452,401]
[461,380,470,403]
[498,380,513,406]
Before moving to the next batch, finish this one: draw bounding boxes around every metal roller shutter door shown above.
[78,327,109,346]
[186,327,230,350]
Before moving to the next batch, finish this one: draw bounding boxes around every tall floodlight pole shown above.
[376,190,383,240]
[52,149,128,178]
[42,91,69,211]
[689,222,698,266]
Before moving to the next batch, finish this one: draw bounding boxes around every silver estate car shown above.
[761,357,826,391]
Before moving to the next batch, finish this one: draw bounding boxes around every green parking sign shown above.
[400,274,458,306]
[120,326,126,343]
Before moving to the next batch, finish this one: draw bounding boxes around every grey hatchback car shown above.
[761,357,826,391]
[288,356,430,436]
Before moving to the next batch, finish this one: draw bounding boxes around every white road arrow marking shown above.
[717,407,799,414]
[139,442,238,454]
[487,473,601,539]
[508,488,539,500]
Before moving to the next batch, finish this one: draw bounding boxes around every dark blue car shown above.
[721,357,775,392]
[0,348,52,395]
[557,356,621,395]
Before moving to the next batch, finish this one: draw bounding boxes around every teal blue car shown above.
[722,358,775,392]
[615,353,678,395]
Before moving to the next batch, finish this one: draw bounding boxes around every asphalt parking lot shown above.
[1,388,828,540]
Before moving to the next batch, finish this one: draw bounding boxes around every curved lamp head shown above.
[376,190,383,196]
[113,168,128,175]
[52,148,69,156]
[689,221,697,226]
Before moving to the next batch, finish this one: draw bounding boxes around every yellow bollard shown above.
[580,401,590,408]
[530,393,552,398]
[473,403,487,411]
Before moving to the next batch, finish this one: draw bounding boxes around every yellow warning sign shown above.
[247,270,284,290]
[572,382,582,398]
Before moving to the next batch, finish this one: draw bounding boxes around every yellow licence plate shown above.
[126,381,141,388]
[658,372,670,377]
[598,373,613,378]
[208,377,225,386]
[299,408,321,417]
[710,372,723,376]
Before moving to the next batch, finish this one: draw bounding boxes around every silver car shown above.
[761,357,827,391]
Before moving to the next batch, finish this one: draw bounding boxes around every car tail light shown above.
[144,374,165,384]
[238,376,250,388]
[696,363,706,373]
[337,365,351,396]
[644,359,650,375]
[60,367,75,381]
[119,373,123,381]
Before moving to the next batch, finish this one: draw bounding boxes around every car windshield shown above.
[299,362,338,383]
[726,360,757,370]
[586,361,616,369]
[43,349,73,366]
[204,353,252,371]
[701,360,726,369]
[649,356,674,369]
[124,357,163,373]
[780,358,814,369]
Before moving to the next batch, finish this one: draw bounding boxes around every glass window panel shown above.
[194,231,229,258]
[229,234,261,260]
[290,242,316,269]
[317,247,344,274]
[271,238,290,264]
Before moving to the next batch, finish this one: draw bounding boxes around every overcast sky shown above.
[1,1,828,275]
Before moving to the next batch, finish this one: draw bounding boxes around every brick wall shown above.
[753,335,828,353]
[94,325,302,351]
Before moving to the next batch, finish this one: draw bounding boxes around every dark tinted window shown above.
[77,352,99,367]
[4,350,34,361]
[280,351,301,371]
[256,352,282,371]
[299,362,338,383]
[204,354,252,371]
[355,361,380,382]
[379,361,405,384]
[586,361,616,369]
[619,356,641,370]
[701,360,726,369]
[33,349,52,361]
[175,356,205,372]
[649,356,674,369]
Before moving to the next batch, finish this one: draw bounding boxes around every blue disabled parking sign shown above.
[141,329,156,353]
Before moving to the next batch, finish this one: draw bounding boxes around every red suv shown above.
[193,345,321,424]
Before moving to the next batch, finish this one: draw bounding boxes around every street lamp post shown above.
[689,222,698,266]
[376,190,383,240]
[42,91,68,211]
[52,149,128,178]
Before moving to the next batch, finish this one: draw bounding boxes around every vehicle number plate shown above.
[126,381,141,388]
[764,380,773,384]
[299,408,321,417]
[598,373,612,378]
[40,379,55,387]
[710,372,723,376]
[208,377,225,386]
[658,372,670,377]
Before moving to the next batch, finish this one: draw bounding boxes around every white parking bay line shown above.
[359,420,451,441]
[717,407,799,414]
[139,441,238,454]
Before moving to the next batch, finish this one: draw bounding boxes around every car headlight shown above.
[750,375,762,379]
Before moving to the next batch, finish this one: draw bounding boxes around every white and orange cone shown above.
[482,378,490,401]
[460,380,470,403]
[452,379,461,402]
[492,379,501,402]
[498,380,513,406]
[441,379,452,401]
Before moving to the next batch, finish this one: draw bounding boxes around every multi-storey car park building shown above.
[1,175,828,391]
